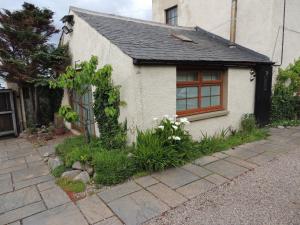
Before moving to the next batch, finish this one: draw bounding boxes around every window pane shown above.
[201,86,210,97]
[211,96,220,106]
[187,87,198,98]
[211,86,220,95]
[187,98,198,109]
[177,99,186,111]
[176,87,186,99]
[203,71,221,81]
[177,71,198,81]
[201,97,210,108]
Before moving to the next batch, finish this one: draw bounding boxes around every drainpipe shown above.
[274,0,286,66]
[230,0,238,44]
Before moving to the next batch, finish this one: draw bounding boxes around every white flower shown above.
[175,122,181,126]
[158,125,164,130]
[180,118,190,124]
[153,117,158,121]
[172,125,178,130]
[173,136,181,141]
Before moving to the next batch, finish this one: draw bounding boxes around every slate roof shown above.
[70,7,272,66]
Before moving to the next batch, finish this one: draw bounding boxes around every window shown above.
[166,6,178,26]
[176,70,224,116]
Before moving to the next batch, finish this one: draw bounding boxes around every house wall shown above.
[135,66,255,140]
[152,0,300,69]
[61,12,138,142]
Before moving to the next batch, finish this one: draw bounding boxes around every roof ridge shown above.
[69,6,194,31]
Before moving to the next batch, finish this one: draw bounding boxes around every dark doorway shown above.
[254,65,273,126]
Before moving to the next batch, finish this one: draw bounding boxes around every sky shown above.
[0,0,152,44]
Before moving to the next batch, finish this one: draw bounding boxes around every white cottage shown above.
[60,7,273,142]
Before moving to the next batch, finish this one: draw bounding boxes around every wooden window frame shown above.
[165,5,178,26]
[176,69,225,117]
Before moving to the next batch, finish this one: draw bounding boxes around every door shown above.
[254,65,273,126]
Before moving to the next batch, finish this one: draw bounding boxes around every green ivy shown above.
[271,59,300,122]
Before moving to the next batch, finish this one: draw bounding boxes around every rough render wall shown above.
[61,12,138,142]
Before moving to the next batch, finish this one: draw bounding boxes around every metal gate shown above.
[0,89,18,136]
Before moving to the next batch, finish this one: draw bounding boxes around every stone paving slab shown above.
[222,147,259,160]
[224,156,258,169]
[22,203,89,225]
[193,155,219,166]
[0,173,13,195]
[0,186,41,214]
[0,201,46,225]
[40,186,70,209]
[94,216,123,225]
[108,190,169,225]
[99,181,142,203]
[181,163,212,178]
[204,174,230,185]
[176,179,215,199]
[0,164,27,175]
[8,221,21,225]
[12,164,49,183]
[152,168,199,189]
[77,195,113,224]
[134,176,159,188]
[247,152,279,165]
[204,160,249,180]
[37,180,56,192]
[0,158,26,170]
[14,175,53,190]
[147,183,187,208]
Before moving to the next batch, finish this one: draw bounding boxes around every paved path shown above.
[0,127,299,225]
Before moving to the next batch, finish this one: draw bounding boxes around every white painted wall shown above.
[152,0,300,69]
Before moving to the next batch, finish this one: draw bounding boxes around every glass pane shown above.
[201,97,210,108]
[201,86,210,97]
[176,87,186,99]
[203,71,221,81]
[211,96,220,106]
[177,100,186,111]
[211,86,220,95]
[177,71,198,81]
[187,87,198,98]
[187,98,198,109]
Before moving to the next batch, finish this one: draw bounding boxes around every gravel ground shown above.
[144,149,300,225]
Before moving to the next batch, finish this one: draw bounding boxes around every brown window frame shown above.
[176,69,225,117]
[165,6,178,26]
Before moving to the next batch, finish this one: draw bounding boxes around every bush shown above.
[241,114,257,132]
[51,165,66,178]
[92,150,136,185]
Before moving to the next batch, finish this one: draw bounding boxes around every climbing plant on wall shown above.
[271,59,300,122]
[50,56,126,147]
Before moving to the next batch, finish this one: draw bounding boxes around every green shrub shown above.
[241,114,257,132]
[271,119,300,127]
[51,165,66,178]
[92,150,136,185]
[56,178,85,193]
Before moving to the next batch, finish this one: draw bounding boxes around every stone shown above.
[176,179,215,199]
[204,160,249,180]
[193,156,219,166]
[48,157,63,171]
[0,186,41,214]
[99,181,142,203]
[181,163,212,178]
[43,157,49,162]
[108,190,169,225]
[212,152,229,159]
[152,168,199,189]
[72,161,83,170]
[61,170,81,179]
[77,195,113,224]
[40,186,70,209]
[134,176,159,187]
[278,126,285,129]
[0,202,46,225]
[43,152,50,157]
[147,183,187,207]
[0,173,13,195]
[84,164,94,175]
[204,174,230,185]
[74,171,90,183]
[94,216,123,225]
[22,203,89,225]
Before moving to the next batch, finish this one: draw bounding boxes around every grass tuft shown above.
[56,177,86,193]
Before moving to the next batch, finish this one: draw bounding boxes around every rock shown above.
[44,157,49,162]
[74,171,90,184]
[43,152,50,157]
[277,126,285,129]
[84,164,94,176]
[72,161,83,170]
[48,157,63,171]
[61,170,81,179]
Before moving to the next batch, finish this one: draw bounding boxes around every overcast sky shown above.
[0,0,152,44]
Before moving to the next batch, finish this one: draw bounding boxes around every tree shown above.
[0,2,70,126]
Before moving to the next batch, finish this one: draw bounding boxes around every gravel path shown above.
[144,149,300,225]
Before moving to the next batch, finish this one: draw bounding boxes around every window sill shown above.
[186,110,229,122]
